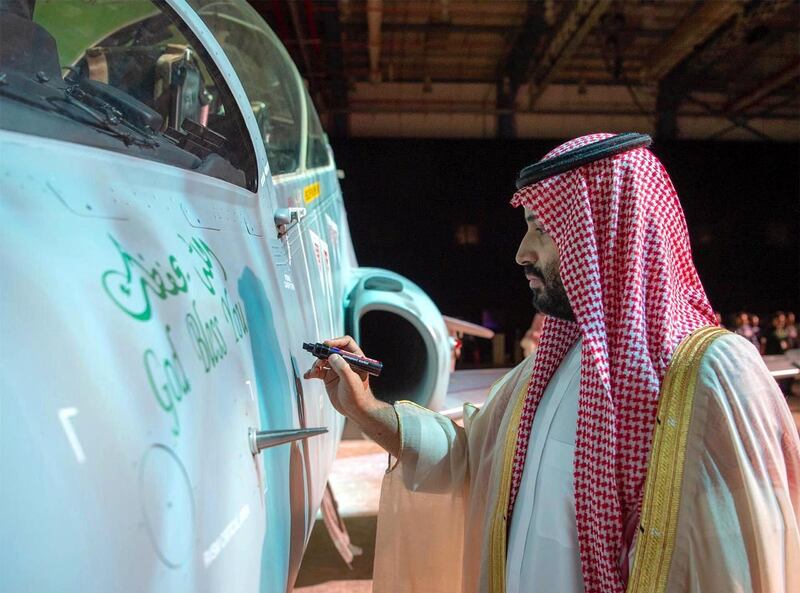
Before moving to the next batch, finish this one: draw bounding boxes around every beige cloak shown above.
[372,330,800,593]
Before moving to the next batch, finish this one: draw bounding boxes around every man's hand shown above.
[303,336,380,421]
[304,336,400,457]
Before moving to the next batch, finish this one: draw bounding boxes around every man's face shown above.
[515,208,575,322]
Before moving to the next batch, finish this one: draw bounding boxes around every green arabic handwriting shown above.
[144,324,191,436]
[179,234,227,296]
[102,234,189,322]
[221,288,249,343]
[186,299,228,373]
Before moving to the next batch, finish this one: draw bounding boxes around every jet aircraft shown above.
[0,0,482,591]
[3,2,797,592]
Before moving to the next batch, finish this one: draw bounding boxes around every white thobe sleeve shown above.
[391,401,469,493]
[389,358,532,494]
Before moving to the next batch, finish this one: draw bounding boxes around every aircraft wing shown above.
[438,348,800,421]
[440,367,511,419]
[443,315,495,339]
[765,349,800,380]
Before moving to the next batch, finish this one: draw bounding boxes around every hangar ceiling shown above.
[252,0,800,141]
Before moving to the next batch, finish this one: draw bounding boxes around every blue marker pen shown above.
[303,342,383,377]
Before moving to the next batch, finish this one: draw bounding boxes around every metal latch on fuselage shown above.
[274,207,306,239]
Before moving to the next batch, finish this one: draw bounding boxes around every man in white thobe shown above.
[306,133,800,593]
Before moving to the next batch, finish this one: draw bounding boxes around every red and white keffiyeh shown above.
[509,133,716,593]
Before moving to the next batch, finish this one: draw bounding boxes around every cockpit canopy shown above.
[0,0,331,189]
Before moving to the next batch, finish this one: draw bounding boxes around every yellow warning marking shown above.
[303,182,321,204]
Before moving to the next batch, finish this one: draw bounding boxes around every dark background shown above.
[332,137,800,337]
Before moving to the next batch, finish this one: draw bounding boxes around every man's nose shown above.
[515,236,536,266]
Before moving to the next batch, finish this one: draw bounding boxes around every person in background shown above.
[750,313,763,352]
[734,311,758,349]
[786,311,798,350]
[790,379,800,398]
[764,311,791,355]
[519,312,545,358]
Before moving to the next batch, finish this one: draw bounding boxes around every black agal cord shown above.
[516,133,653,190]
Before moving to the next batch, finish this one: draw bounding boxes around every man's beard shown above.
[524,263,575,322]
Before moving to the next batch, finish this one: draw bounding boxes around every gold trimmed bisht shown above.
[373,330,800,593]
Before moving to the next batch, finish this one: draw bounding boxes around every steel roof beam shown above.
[656,0,794,139]
[367,0,383,83]
[670,0,794,84]
[378,22,521,35]
[286,0,316,92]
[496,2,547,138]
[725,59,800,114]
[683,95,773,142]
[526,0,613,109]
[639,1,743,82]
[318,0,349,136]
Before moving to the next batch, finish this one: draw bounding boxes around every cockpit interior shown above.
[0,0,262,189]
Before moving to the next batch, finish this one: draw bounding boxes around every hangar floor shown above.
[294,434,382,593]
[295,372,800,593]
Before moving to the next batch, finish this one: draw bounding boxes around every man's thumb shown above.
[329,354,367,389]
[328,354,351,377]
